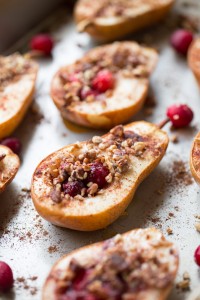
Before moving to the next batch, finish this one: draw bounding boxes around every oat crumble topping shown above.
[58,43,150,106]
[79,0,161,20]
[48,125,147,203]
[0,53,31,90]
[52,230,177,299]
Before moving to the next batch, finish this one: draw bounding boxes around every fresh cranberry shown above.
[170,29,193,55]
[79,87,97,100]
[30,34,54,55]
[87,162,109,189]
[92,70,115,93]
[0,261,14,292]
[166,104,193,128]
[194,245,200,266]
[62,181,85,197]
[0,137,21,155]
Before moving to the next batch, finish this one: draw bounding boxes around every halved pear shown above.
[0,53,38,139]
[43,228,179,300]
[188,38,200,86]
[51,41,158,129]
[190,132,200,185]
[75,0,174,41]
[0,145,20,193]
[31,121,168,231]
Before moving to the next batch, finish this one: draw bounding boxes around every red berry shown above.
[0,261,14,292]
[73,268,90,291]
[30,34,54,55]
[92,70,115,93]
[170,29,193,55]
[62,181,85,197]
[0,137,21,155]
[166,104,193,128]
[87,162,109,189]
[194,245,200,266]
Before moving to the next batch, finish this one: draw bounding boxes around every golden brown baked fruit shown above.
[51,42,158,129]
[190,132,200,185]
[43,228,179,300]
[0,53,38,139]
[188,38,200,86]
[0,145,20,193]
[31,121,168,231]
[74,0,175,41]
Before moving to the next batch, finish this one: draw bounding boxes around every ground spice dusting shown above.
[48,245,58,254]
[155,159,194,195]
[176,272,191,291]
[0,189,51,243]
[16,276,38,296]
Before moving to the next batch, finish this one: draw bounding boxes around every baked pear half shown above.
[0,145,20,193]
[43,228,179,300]
[190,132,200,185]
[74,0,174,41]
[51,41,158,129]
[0,53,38,139]
[188,38,200,86]
[31,121,168,231]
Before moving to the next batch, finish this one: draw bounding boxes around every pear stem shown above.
[157,118,170,129]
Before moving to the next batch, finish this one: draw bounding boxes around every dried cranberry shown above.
[194,245,200,266]
[73,268,91,291]
[0,261,14,292]
[79,87,97,100]
[170,29,193,55]
[30,34,54,55]
[87,162,109,189]
[92,70,115,93]
[62,181,85,197]
[166,104,193,128]
[0,137,21,155]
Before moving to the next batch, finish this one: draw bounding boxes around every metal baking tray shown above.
[1,0,200,299]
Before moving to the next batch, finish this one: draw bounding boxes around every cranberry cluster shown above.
[68,69,115,101]
[63,265,124,300]
[62,162,109,197]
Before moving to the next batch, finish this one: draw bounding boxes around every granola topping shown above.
[49,126,147,202]
[59,43,150,106]
[53,230,177,299]
[81,0,158,19]
[0,53,31,90]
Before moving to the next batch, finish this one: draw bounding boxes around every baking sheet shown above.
[1,1,200,299]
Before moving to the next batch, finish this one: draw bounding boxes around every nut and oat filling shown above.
[58,44,150,106]
[49,125,146,203]
[54,233,177,300]
[0,153,7,183]
[80,0,158,19]
[0,53,31,91]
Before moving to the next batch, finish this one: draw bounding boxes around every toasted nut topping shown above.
[105,173,112,183]
[88,183,98,195]
[132,142,146,155]
[110,125,124,137]
[74,195,85,201]
[92,136,102,144]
